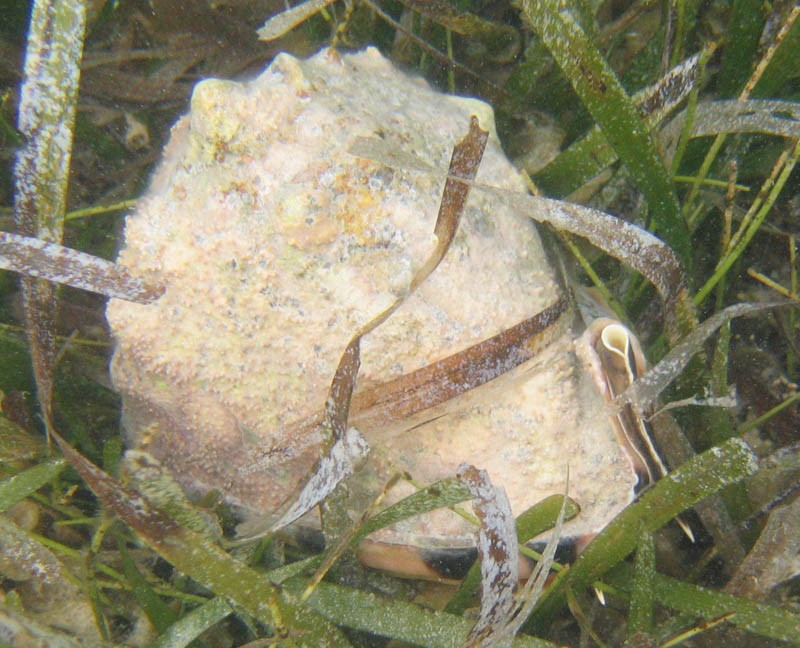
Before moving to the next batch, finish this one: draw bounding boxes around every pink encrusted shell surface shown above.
[106,47,637,550]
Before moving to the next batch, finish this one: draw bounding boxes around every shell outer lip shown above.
[582,318,695,542]
[355,317,683,581]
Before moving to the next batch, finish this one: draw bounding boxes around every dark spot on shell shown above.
[525,537,578,565]
[420,546,478,581]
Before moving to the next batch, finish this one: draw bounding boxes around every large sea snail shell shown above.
[107,47,652,579]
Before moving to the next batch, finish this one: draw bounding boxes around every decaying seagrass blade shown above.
[661,99,800,164]
[271,427,370,532]
[348,295,570,430]
[249,293,571,459]
[499,474,570,642]
[460,470,570,646]
[13,0,88,428]
[266,117,489,534]
[44,421,349,643]
[348,136,694,339]
[0,232,165,304]
[257,0,336,41]
[458,464,518,648]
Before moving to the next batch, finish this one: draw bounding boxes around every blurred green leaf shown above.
[118,538,178,633]
[399,0,520,61]
[0,458,65,513]
[151,597,234,648]
[526,437,758,627]
[354,477,472,541]
[718,0,768,97]
[608,563,800,643]
[0,413,45,464]
[752,7,800,97]
[288,577,558,648]
[51,429,353,647]
[627,525,654,640]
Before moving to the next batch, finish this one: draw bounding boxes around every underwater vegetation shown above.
[0,0,799,646]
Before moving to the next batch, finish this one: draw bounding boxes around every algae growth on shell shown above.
[106,47,637,554]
